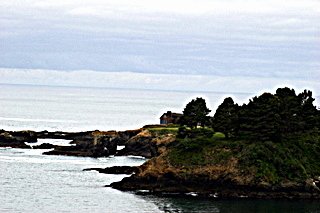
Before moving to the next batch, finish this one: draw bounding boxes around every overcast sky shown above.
[0,0,319,93]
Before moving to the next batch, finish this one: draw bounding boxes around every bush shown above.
[177,127,214,139]
[213,132,226,139]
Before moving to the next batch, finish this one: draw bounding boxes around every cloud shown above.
[16,0,318,17]
[0,0,319,81]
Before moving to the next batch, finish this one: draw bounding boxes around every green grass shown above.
[147,126,179,136]
[167,130,320,184]
[168,135,237,167]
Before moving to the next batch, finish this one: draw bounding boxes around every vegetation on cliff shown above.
[180,97,211,128]
[213,87,319,141]
[169,87,320,184]
[168,129,320,184]
[112,87,320,198]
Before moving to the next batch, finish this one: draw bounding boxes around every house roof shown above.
[160,111,183,119]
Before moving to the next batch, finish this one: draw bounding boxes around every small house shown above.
[160,111,183,125]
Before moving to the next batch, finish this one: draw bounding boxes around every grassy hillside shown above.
[168,129,320,184]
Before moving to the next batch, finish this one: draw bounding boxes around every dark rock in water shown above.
[36,130,95,140]
[98,133,119,155]
[11,130,37,143]
[83,166,139,174]
[32,143,56,149]
[0,130,34,148]
[35,129,141,157]
[0,128,145,157]
[43,144,110,157]
[43,131,120,157]
[0,127,170,159]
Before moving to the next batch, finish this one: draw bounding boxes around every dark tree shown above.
[298,89,318,130]
[180,97,211,128]
[275,87,302,138]
[238,93,281,141]
[212,97,238,138]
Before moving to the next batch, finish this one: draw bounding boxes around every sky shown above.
[0,0,319,94]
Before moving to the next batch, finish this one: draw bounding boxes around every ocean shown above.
[0,84,253,132]
[1,84,320,213]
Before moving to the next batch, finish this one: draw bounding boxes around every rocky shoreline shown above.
[0,126,168,158]
[110,156,320,199]
[0,129,37,148]
[111,173,320,199]
[2,127,320,200]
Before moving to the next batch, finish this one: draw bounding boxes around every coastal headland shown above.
[1,87,320,199]
[1,124,319,199]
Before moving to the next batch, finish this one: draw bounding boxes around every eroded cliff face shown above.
[112,143,320,199]
[116,130,176,158]
[112,151,253,194]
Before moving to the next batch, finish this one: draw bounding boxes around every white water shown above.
[25,139,74,147]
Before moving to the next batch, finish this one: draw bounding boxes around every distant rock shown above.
[0,128,154,158]
[43,144,110,157]
[0,130,36,148]
[36,130,95,140]
[32,143,56,149]
[84,166,139,174]
[43,130,139,157]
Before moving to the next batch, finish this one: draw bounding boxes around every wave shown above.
[25,139,74,147]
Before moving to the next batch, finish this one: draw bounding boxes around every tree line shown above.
[180,87,320,142]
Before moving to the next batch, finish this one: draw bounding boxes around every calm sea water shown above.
[1,84,320,212]
[1,146,320,213]
[0,84,252,132]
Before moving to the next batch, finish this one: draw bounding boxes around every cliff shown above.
[111,129,320,199]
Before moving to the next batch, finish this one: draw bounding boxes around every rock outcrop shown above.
[117,129,142,146]
[0,128,145,157]
[84,166,139,174]
[44,131,118,157]
[111,155,320,199]
[32,143,57,149]
[116,130,175,158]
[36,130,89,140]
[42,129,145,157]
[116,130,156,158]
[0,130,36,148]
[111,140,320,199]
[0,127,174,158]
